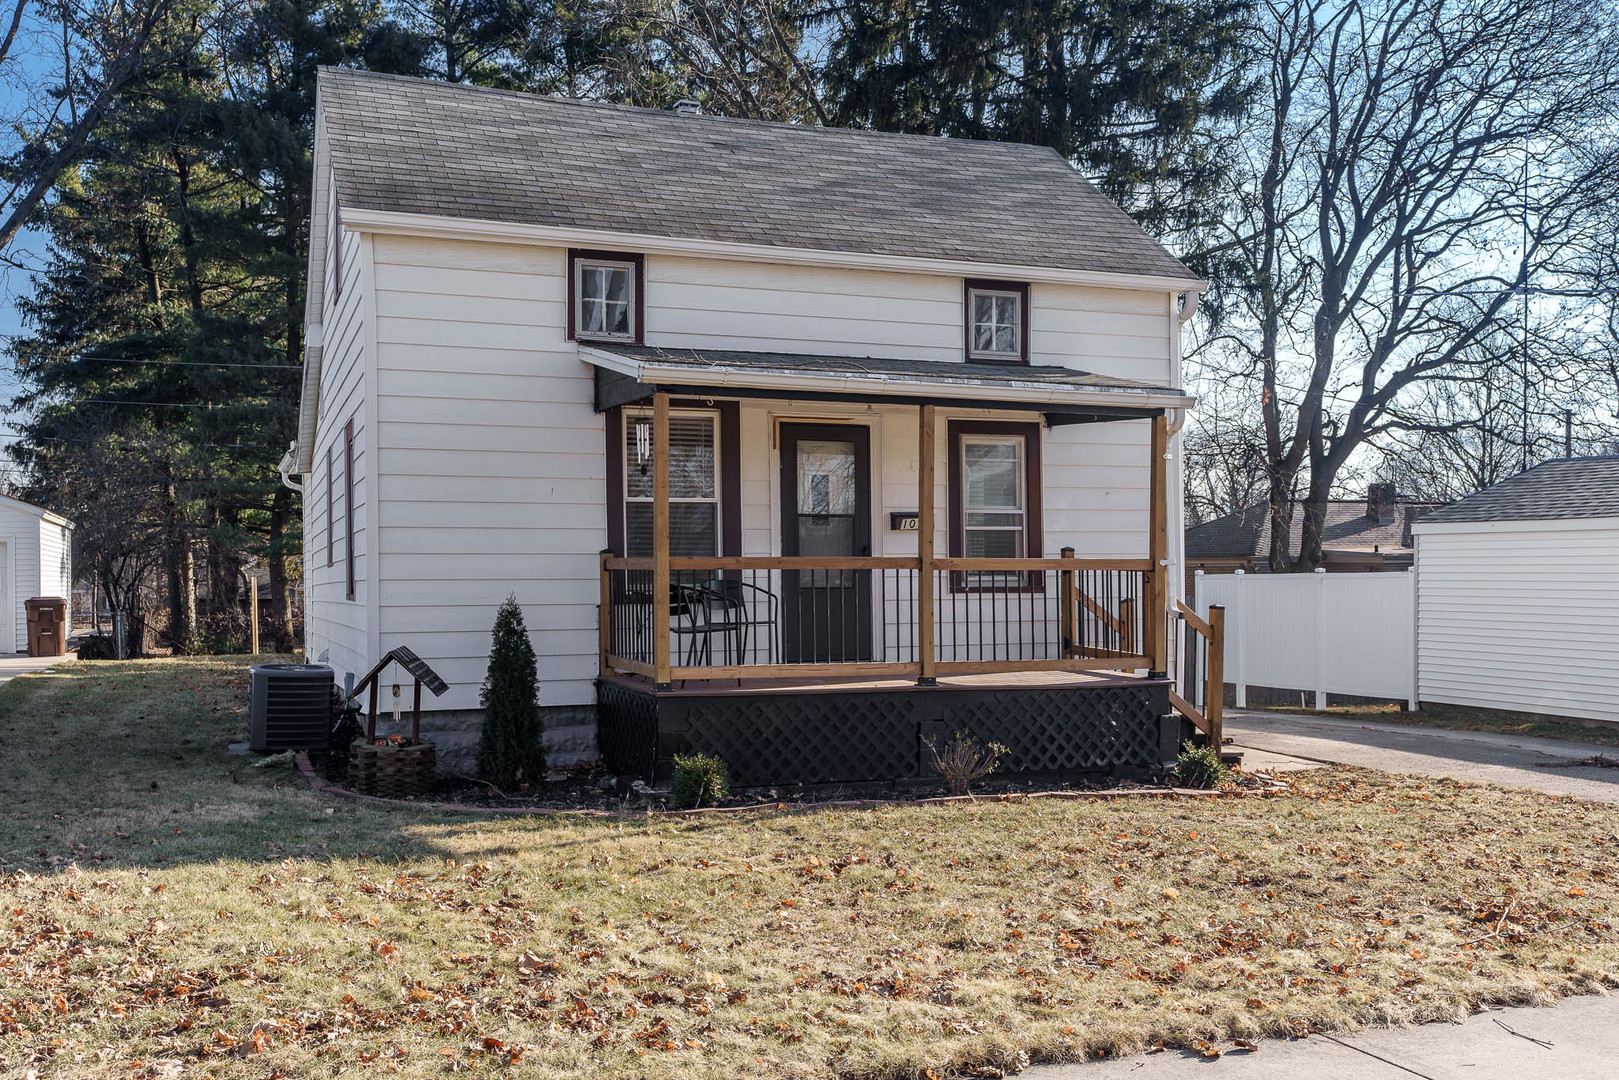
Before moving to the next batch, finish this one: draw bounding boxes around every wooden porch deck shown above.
[592,394,1224,786]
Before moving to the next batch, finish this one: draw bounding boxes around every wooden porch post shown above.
[652,392,672,688]
[1206,604,1226,748]
[1059,547,1075,658]
[1147,412,1169,676]
[917,404,936,685]
[598,549,612,678]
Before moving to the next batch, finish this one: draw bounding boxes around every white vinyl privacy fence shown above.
[1194,569,1417,709]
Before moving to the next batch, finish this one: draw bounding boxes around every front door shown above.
[780,423,872,663]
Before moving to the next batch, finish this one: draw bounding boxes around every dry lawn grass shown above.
[2,658,1617,1079]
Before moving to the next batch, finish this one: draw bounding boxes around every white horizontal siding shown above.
[348,232,1176,711]
[0,508,47,651]
[1417,522,1619,724]
[372,235,605,711]
[646,255,1173,379]
[38,519,71,639]
[304,214,370,684]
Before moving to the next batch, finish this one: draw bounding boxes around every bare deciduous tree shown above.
[1181,388,1270,526]
[607,0,826,121]
[1203,0,1619,570]
[0,0,210,256]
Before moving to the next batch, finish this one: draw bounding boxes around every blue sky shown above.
[0,12,68,425]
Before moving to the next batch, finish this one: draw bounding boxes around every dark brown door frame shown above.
[779,422,874,664]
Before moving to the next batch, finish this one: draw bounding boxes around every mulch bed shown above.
[300,749,1273,816]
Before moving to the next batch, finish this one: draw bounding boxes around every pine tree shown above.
[476,595,546,787]
[815,0,1253,246]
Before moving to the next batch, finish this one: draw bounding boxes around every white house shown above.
[1414,456,1619,725]
[288,69,1208,781]
[0,495,73,653]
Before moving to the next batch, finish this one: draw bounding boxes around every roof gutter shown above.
[1177,289,1201,325]
[581,346,1196,412]
[339,207,1207,293]
[293,327,323,476]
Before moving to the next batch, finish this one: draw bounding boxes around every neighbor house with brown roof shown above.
[1186,484,1443,585]
[287,69,1211,784]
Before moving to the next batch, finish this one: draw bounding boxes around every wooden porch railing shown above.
[599,391,1173,690]
[1168,599,1225,746]
[599,551,1153,684]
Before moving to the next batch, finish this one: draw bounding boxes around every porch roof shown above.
[584,344,1194,422]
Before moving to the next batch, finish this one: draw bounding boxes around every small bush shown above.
[671,753,729,808]
[476,595,546,788]
[1174,743,1230,789]
[928,733,1008,796]
[76,634,117,661]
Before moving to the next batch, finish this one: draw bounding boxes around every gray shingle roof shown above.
[1418,457,1619,524]
[317,68,1198,281]
[589,344,1182,394]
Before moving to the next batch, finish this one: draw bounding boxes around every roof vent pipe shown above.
[672,98,701,117]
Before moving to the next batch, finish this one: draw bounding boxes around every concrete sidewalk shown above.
[1226,710,1619,803]
[1034,993,1619,1078]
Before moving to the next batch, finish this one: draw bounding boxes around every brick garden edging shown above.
[294,752,1250,818]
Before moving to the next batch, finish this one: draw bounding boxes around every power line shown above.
[75,355,297,371]
[35,398,274,409]
[0,432,279,451]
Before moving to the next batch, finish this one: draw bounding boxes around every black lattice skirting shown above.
[596,677,1171,787]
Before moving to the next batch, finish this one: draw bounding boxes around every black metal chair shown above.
[671,580,779,677]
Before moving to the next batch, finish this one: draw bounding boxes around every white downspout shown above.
[278,441,303,493]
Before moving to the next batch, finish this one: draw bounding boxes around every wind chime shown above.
[635,417,652,476]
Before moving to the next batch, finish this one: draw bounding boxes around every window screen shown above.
[962,435,1026,586]
[624,412,718,557]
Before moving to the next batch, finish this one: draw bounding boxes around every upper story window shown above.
[964,279,1029,362]
[569,249,644,343]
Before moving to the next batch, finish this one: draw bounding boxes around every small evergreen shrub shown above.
[1174,743,1230,789]
[671,753,729,808]
[476,595,546,788]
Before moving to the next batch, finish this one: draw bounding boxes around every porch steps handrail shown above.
[1171,598,1225,745]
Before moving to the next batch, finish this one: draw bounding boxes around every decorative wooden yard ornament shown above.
[347,647,450,797]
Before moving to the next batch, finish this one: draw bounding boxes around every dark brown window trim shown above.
[947,418,1043,592]
[963,278,1030,363]
[325,443,334,568]
[604,400,740,557]
[344,419,356,601]
[568,249,646,345]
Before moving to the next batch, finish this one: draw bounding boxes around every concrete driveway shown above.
[1036,993,1619,1079]
[0,653,68,689]
[1226,709,1619,803]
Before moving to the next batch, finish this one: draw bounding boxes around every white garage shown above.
[0,496,73,654]
[1413,456,1619,724]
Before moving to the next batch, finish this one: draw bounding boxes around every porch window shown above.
[623,410,718,557]
[963,436,1025,586]
[570,249,644,343]
[965,279,1029,362]
[949,419,1043,589]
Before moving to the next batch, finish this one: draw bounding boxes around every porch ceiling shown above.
[584,344,1194,423]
